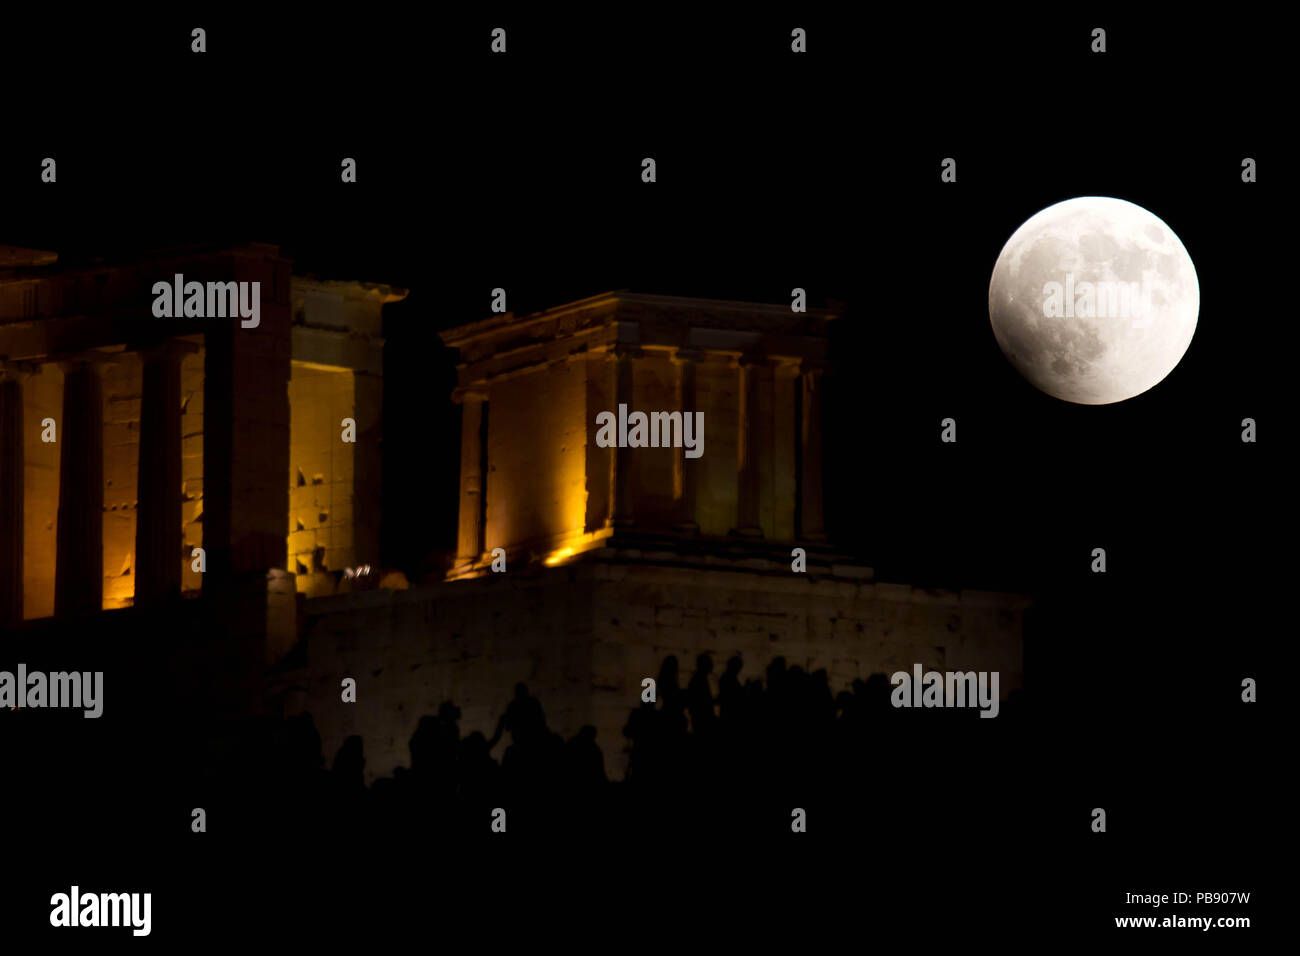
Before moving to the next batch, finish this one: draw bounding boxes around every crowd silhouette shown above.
[218,652,1030,842]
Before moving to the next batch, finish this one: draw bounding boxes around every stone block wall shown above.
[486,360,589,556]
[297,569,599,784]
[294,560,1027,784]
[287,363,356,595]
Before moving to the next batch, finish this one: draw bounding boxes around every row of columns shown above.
[669,347,826,541]
[452,344,827,567]
[0,341,192,624]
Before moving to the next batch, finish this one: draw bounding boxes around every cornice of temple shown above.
[440,290,839,349]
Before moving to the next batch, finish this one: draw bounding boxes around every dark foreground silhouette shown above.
[182,653,1032,844]
[2,644,1268,942]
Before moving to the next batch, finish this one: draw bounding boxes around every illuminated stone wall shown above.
[288,363,356,596]
[284,278,394,598]
[444,294,835,575]
[21,362,63,619]
[485,360,589,557]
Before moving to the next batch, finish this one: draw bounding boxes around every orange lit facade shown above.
[0,243,405,625]
[441,292,834,579]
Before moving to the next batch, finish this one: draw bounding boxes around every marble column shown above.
[0,366,27,624]
[134,340,195,603]
[798,360,827,540]
[733,355,765,537]
[455,387,488,566]
[54,358,105,615]
[611,344,640,528]
[671,347,703,532]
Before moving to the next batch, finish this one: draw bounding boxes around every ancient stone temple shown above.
[291,292,1030,780]
[2,248,1027,778]
[0,243,405,695]
[441,293,833,574]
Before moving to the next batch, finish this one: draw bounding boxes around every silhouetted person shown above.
[247,650,1034,847]
[718,654,744,721]
[501,684,563,801]
[623,701,660,784]
[566,725,606,790]
[458,730,501,808]
[409,701,462,805]
[687,653,716,735]
[503,683,546,745]
[655,655,681,704]
[333,735,366,788]
[765,656,787,695]
[862,672,893,713]
[656,655,687,747]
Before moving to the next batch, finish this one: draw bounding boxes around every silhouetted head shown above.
[333,735,365,777]
[460,731,488,758]
[767,657,787,683]
[438,700,462,723]
[864,673,892,709]
[696,653,713,674]
[658,656,679,683]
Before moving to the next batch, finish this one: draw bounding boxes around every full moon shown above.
[987,196,1199,404]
